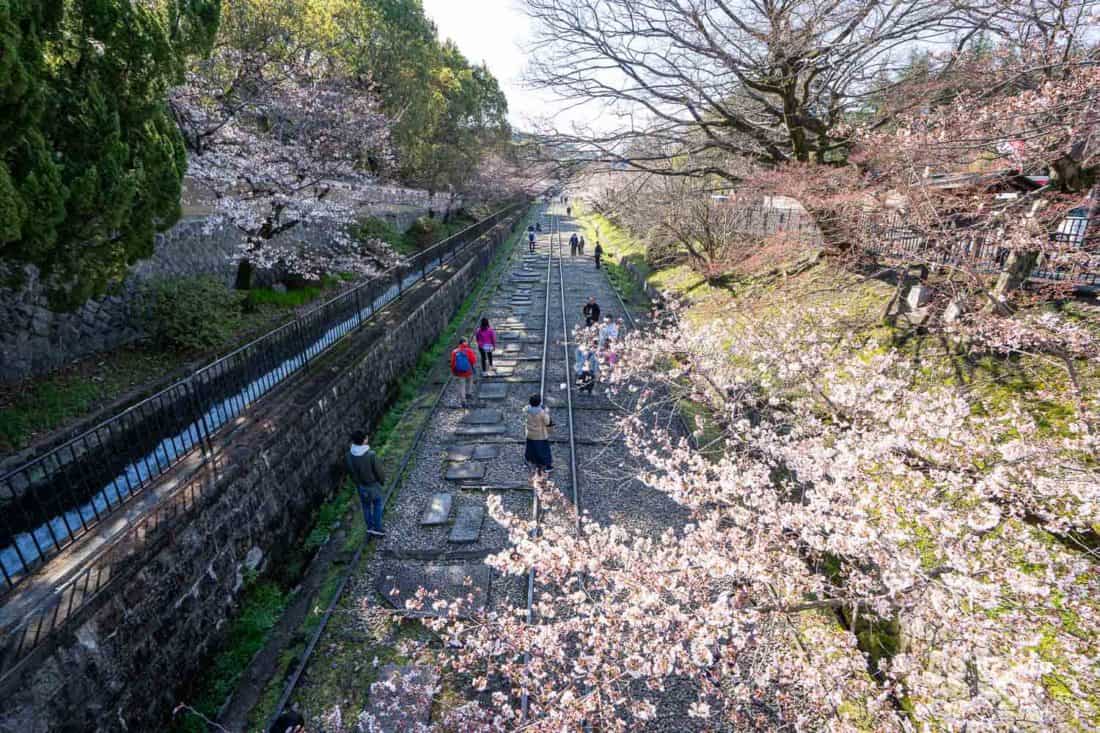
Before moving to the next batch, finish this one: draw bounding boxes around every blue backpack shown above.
[453,348,471,373]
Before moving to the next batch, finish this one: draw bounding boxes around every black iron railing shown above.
[0,202,526,593]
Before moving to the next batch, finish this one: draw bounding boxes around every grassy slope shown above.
[577,207,1100,730]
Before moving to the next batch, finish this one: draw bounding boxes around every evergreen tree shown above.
[0,0,219,309]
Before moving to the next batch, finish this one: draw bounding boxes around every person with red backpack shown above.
[450,338,478,407]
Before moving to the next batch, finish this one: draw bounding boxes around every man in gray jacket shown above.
[348,430,386,537]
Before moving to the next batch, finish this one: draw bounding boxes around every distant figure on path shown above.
[601,338,619,372]
[598,316,615,349]
[583,296,601,327]
[528,228,536,253]
[566,205,572,217]
[576,363,595,395]
[524,394,553,474]
[575,345,599,395]
[569,232,579,257]
[348,430,386,537]
[594,241,604,269]
[578,235,586,255]
[598,317,620,349]
[450,338,478,407]
[475,318,496,374]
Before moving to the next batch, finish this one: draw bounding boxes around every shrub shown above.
[357,216,405,248]
[645,233,681,267]
[142,276,242,351]
[404,215,441,249]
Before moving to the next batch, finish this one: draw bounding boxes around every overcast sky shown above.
[421,0,570,131]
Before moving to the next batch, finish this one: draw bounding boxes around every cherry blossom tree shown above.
[413,294,1098,731]
[170,14,394,287]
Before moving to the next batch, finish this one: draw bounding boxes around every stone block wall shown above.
[0,190,459,383]
[0,212,518,732]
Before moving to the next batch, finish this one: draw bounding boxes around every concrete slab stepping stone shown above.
[446,462,486,480]
[448,505,485,543]
[376,563,490,615]
[445,444,502,461]
[421,493,453,525]
[472,445,500,460]
[366,664,438,729]
[486,366,515,377]
[454,424,507,436]
[478,382,508,400]
[463,408,502,425]
[445,445,476,461]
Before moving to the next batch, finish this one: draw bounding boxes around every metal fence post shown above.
[185,377,212,459]
[296,317,312,370]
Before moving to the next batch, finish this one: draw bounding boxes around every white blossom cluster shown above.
[171,48,395,279]
[412,294,1098,730]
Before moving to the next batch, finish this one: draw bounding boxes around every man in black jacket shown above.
[583,296,601,327]
[348,430,386,537]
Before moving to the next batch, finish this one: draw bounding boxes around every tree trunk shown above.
[990,250,1038,307]
[234,258,254,290]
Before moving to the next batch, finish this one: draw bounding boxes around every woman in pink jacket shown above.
[475,318,497,374]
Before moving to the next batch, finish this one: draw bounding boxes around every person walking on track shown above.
[348,431,386,537]
[583,296,601,327]
[569,232,579,257]
[566,205,572,217]
[594,241,604,269]
[528,228,536,253]
[524,394,553,475]
[475,318,496,375]
[450,338,478,407]
[578,235,586,255]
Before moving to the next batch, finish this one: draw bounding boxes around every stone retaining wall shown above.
[0,193,456,383]
[0,211,519,732]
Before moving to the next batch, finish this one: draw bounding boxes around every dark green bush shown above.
[645,233,681,267]
[404,215,441,248]
[143,276,243,351]
[357,216,405,247]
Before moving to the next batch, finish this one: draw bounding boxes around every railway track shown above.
[259,199,683,731]
[263,203,589,730]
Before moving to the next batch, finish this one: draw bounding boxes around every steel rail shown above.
[556,217,582,529]
[521,204,557,721]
